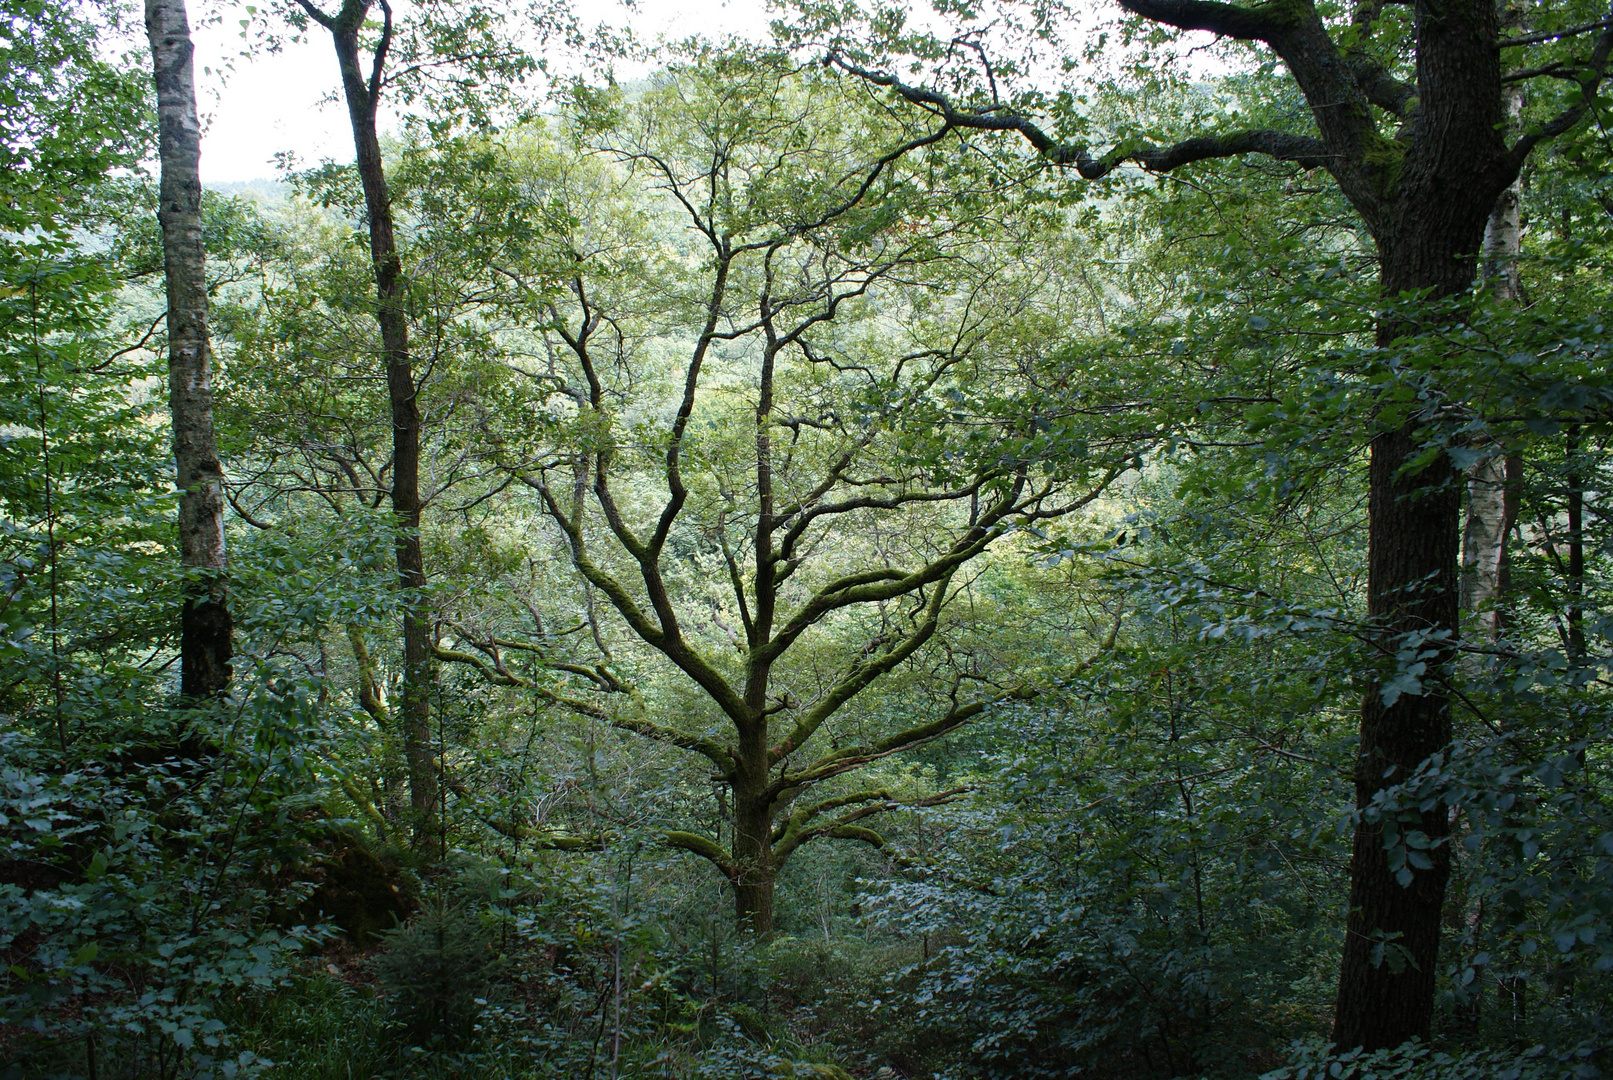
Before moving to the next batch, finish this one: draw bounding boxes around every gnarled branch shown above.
[431,643,736,770]
[773,786,971,859]
[665,831,736,879]
[825,55,1332,180]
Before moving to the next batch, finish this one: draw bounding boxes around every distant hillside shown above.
[205,178,289,200]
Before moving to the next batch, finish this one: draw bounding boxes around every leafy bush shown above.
[1262,1039,1607,1080]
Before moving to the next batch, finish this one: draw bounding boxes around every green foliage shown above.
[373,901,503,1047]
[1263,1038,1606,1080]
[8,6,1613,1078]
[831,613,1350,1078]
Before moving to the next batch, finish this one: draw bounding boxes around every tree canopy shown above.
[3,0,1612,1077]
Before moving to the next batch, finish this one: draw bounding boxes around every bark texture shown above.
[1461,83,1525,634]
[1332,0,1511,1047]
[298,0,436,846]
[146,0,232,700]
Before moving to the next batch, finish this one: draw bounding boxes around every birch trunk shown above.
[1461,82,1525,636]
[146,0,232,699]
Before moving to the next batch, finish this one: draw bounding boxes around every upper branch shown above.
[1115,0,1294,42]
[767,568,956,765]
[761,495,1010,666]
[1510,14,1613,166]
[524,473,666,649]
[824,55,1332,180]
[369,0,392,101]
[530,473,753,725]
[292,0,357,32]
[1345,55,1417,117]
[649,249,733,559]
[1501,16,1613,49]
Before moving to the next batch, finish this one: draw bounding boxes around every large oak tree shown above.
[815,0,1613,1050]
[432,58,1136,934]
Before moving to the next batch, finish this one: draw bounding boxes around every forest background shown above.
[3,0,1613,1077]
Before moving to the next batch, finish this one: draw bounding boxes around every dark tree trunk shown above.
[731,760,778,937]
[1332,0,1513,1048]
[832,0,1611,1047]
[146,0,232,700]
[1334,422,1461,1045]
[305,0,436,846]
[733,865,777,938]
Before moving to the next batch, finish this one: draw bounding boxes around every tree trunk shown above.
[318,7,436,847]
[1332,0,1513,1047]
[732,780,777,937]
[145,0,232,700]
[1334,420,1461,1047]
[1464,77,1527,1019]
[1566,426,1585,663]
[349,624,409,838]
[733,869,776,938]
[856,0,1592,1048]
[1462,83,1525,636]
[1460,452,1518,633]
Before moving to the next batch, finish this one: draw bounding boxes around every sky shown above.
[186,0,1213,186]
[189,0,777,184]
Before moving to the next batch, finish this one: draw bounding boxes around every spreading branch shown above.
[773,786,971,859]
[431,641,737,771]
[1509,14,1613,166]
[665,831,735,878]
[824,55,1332,180]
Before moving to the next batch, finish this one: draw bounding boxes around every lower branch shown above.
[827,824,885,846]
[432,642,736,770]
[338,774,388,830]
[666,830,736,879]
[775,786,971,859]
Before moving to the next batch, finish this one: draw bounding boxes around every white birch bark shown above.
[1461,84,1524,637]
[147,0,232,696]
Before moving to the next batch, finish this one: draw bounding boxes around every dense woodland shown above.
[4,0,1613,1076]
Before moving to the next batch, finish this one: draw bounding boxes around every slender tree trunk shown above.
[349,625,408,837]
[1460,451,1520,631]
[145,0,231,700]
[1463,73,1529,1020]
[312,3,436,845]
[1462,83,1525,636]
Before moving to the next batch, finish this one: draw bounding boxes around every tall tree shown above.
[431,64,1131,935]
[146,0,232,698]
[291,0,436,843]
[817,0,1613,1049]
